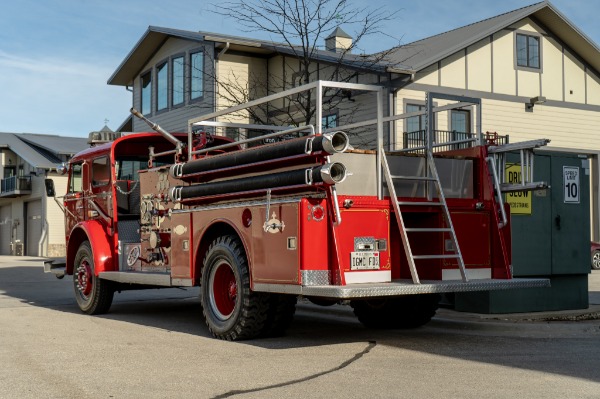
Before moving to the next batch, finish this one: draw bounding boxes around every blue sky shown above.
[0,0,598,138]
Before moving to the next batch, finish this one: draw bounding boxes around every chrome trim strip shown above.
[253,278,550,298]
[99,271,172,286]
[171,195,324,214]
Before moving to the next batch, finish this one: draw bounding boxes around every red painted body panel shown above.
[69,221,115,274]
[299,198,329,272]
[335,197,391,278]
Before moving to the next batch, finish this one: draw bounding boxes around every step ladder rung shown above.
[397,201,443,206]
[390,175,437,181]
[413,254,461,260]
[405,228,451,232]
[381,145,467,285]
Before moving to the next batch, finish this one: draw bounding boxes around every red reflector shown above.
[242,209,252,227]
[311,205,325,221]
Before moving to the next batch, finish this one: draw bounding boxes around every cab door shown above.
[64,162,85,234]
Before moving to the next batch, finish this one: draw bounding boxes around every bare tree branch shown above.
[202,0,407,146]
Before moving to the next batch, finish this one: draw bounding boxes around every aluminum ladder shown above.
[381,148,468,284]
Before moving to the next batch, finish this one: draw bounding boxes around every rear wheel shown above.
[73,241,114,315]
[351,294,440,329]
[592,250,600,270]
[201,235,269,340]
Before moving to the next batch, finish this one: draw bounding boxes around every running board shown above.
[253,278,550,298]
[99,271,193,287]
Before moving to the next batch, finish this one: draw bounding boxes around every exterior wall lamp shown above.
[526,96,546,112]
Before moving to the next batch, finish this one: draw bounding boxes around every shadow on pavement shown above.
[1,262,599,384]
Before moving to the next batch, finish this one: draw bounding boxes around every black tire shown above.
[201,235,269,340]
[350,294,440,329]
[308,297,338,307]
[592,250,600,270]
[73,241,114,315]
[261,294,297,337]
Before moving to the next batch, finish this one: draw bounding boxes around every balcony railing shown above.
[402,130,509,154]
[0,176,32,197]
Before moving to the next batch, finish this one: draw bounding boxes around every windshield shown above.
[115,157,169,181]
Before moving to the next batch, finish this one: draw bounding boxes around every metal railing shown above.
[402,130,509,154]
[0,176,32,194]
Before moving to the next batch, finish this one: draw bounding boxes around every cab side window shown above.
[69,163,83,193]
[92,157,110,187]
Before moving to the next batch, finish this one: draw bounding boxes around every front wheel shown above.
[201,235,269,340]
[592,250,600,270]
[73,241,114,314]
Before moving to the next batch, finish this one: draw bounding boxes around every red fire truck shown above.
[45,81,549,340]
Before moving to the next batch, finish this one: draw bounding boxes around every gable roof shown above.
[108,26,399,86]
[0,133,89,169]
[384,1,600,74]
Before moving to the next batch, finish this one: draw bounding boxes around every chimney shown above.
[325,27,352,53]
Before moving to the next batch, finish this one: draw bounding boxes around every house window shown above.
[190,51,204,100]
[322,113,338,129]
[516,33,540,69]
[225,127,242,142]
[172,56,184,106]
[451,110,471,148]
[451,110,470,134]
[141,71,152,115]
[156,62,168,111]
[406,104,426,133]
[4,166,15,178]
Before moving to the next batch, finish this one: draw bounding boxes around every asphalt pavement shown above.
[1,256,599,399]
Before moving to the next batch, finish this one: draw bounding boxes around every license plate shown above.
[350,251,380,270]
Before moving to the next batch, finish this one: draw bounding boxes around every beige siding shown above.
[467,38,491,92]
[517,69,540,98]
[440,51,466,89]
[588,70,600,106]
[415,64,438,86]
[482,99,600,151]
[216,54,268,124]
[564,49,586,104]
[47,175,68,248]
[542,36,563,101]
[512,19,540,33]
[492,30,516,95]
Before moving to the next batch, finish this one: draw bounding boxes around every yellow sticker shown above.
[505,164,532,215]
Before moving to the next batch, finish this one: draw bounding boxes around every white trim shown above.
[344,270,391,284]
[442,268,491,280]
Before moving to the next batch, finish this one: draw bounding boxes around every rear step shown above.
[43,258,66,279]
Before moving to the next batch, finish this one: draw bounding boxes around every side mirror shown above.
[44,178,56,197]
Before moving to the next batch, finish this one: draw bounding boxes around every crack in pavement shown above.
[211,340,377,399]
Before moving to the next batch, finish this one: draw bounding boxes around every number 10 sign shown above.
[563,166,580,204]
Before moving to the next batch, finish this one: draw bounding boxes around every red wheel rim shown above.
[209,260,237,320]
[76,259,93,297]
